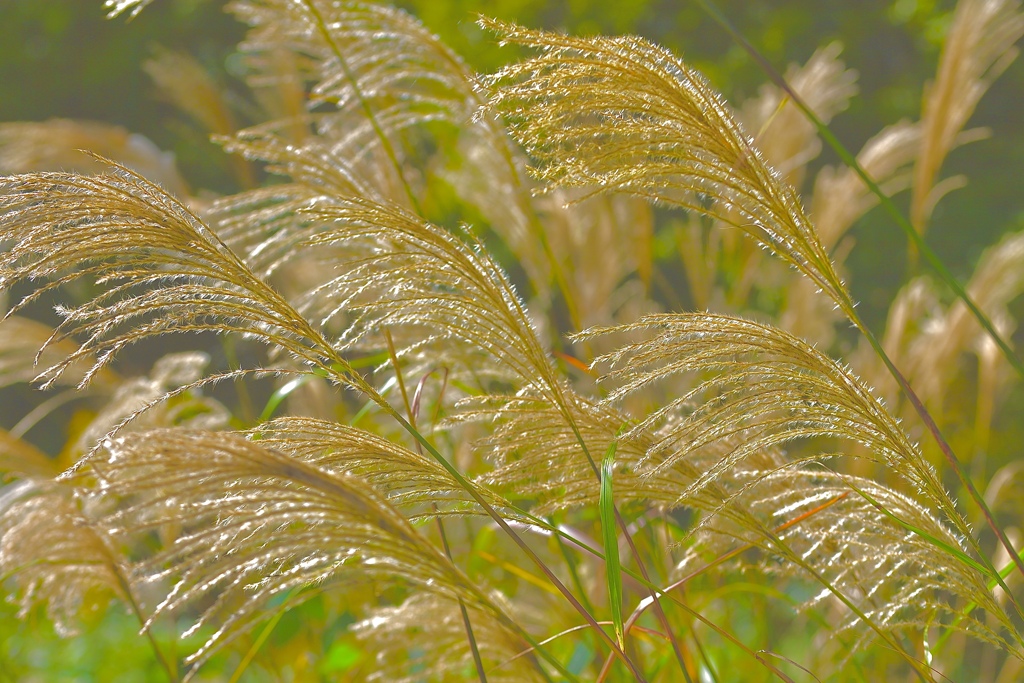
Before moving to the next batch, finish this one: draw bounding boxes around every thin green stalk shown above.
[435,511,488,683]
[843,472,1024,625]
[392,334,516,682]
[383,329,416,432]
[691,631,720,683]
[874,348,1024,585]
[221,336,255,426]
[550,516,599,616]
[474,105,584,335]
[10,389,89,440]
[300,0,423,215]
[838,473,1024,650]
[108,556,178,682]
[932,543,1024,654]
[694,0,1024,583]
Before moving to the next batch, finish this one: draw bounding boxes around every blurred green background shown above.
[1,0,1022,680]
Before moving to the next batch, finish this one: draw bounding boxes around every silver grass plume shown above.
[296,196,556,391]
[143,48,240,139]
[213,0,494,300]
[0,159,364,390]
[905,229,1024,406]
[0,480,126,636]
[740,41,857,188]
[355,593,547,683]
[912,0,1024,235]
[1,1,1019,678]
[249,416,512,518]
[855,229,1024,419]
[578,314,962,528]
[0,120,187,196]
[217,0,541,303]
[578,313,1021,653]
[77,429,518,675]
[223,0,497,214]
[293,191,628,508]
[691,468,1018,656]
[229,0,483,149]
[483,18,856,323]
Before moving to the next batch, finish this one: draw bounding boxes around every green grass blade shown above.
[258,376,311,423]
[600,436,625,650]
[560,417,689,680]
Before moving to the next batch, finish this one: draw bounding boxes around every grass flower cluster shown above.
[1,0,1023,681]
